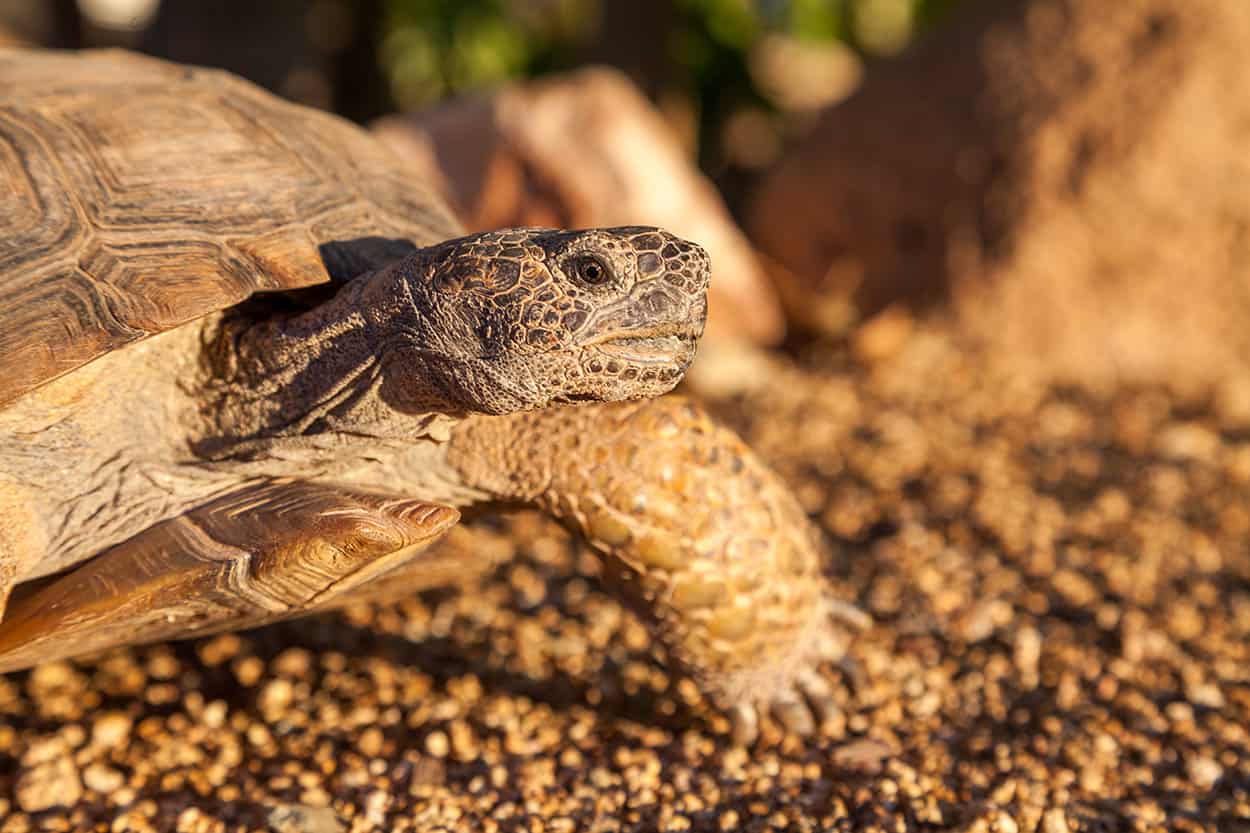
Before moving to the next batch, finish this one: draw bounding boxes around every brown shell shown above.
[0,48,463,406]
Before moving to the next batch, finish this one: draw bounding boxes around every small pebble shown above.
[268,804,344,833]
[91,712,132,749]
[15,736,82,812]
[1186,755,1223,790]
[82,762,125,793]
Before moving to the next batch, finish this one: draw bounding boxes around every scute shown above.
[0,48,464,407]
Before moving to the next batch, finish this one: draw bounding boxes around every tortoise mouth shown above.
[593,329,698,365]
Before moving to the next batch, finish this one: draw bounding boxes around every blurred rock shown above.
[681,341,779,399]
[15,736,81,813]
[268,804,344,833]
[748,0,1250,388]
[374,66,785,347]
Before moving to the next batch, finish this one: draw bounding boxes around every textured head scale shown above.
[391,226,710,415]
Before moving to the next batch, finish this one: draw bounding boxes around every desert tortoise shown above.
[0,48,857,744]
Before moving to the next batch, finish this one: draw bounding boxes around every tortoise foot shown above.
[720,594,870,746]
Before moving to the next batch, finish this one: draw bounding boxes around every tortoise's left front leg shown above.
[446,397,867,744]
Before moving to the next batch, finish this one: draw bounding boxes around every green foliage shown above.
[382,0,593,107]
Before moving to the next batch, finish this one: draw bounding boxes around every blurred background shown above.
[0,0,954,208]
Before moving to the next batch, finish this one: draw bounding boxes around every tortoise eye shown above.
[571,255,611,286]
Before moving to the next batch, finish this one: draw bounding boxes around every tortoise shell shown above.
[0,48,462,406]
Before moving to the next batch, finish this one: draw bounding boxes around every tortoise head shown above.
[385,227,710,415]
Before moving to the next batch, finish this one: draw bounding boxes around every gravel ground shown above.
[1,325,1248,832]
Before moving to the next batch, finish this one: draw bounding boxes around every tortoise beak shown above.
[587,326,700,366]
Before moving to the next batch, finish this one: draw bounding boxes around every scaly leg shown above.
[446,396,867,744]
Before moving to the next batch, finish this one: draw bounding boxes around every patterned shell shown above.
[0,48,463,407]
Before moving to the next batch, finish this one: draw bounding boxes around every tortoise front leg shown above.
[0,481,458,672]
[446,397,867,744]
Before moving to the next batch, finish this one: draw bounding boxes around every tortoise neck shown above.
[194,265,462,460]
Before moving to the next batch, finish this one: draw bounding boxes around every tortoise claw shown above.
[729,703,760,747]
[771,690,816,736]
[797,669,841,728]
[722,595,863,746]
[836,653,869,695]
[827,597,873,632]
[727,680,832,746]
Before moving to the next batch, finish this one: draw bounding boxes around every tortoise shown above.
[0,48,860,745]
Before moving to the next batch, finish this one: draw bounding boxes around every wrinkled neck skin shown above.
[197,260,469,461]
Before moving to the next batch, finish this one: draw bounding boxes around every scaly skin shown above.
[447,396,867,743]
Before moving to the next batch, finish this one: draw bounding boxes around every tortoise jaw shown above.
[595,331,698,366]
[581,322,700,366]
